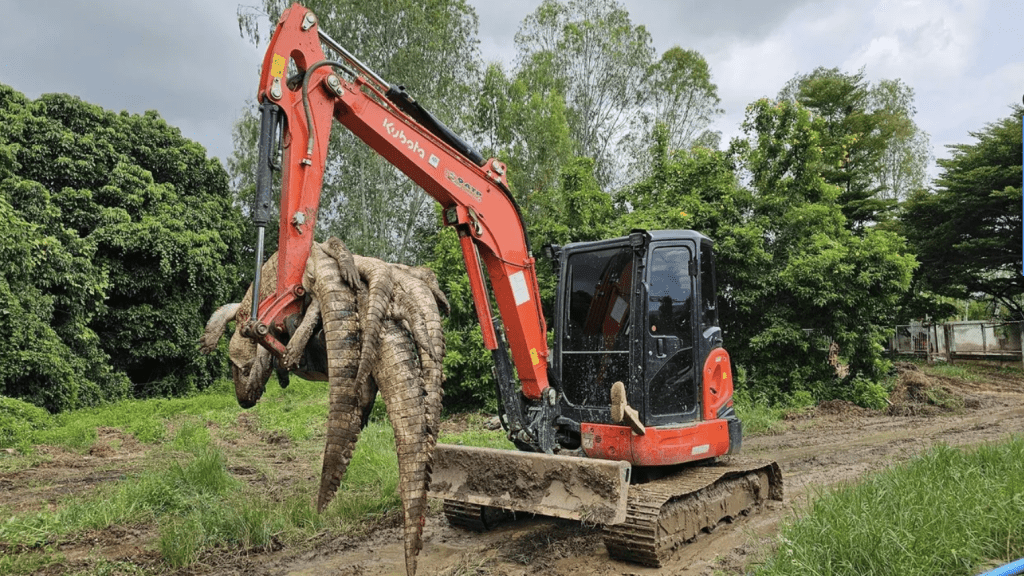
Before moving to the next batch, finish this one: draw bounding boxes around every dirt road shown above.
[4,362,1024,575]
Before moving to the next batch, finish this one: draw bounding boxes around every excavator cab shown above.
[549,230,735,450]
[434,230,779,559]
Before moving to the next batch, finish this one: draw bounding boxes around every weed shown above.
[924,387,965,410]
[929,363,975,381]
[0,397,52,453]
[170,419,212,453]
[70,558,148,576]
[437,551,496,575]
[734,388,790,436]
[157,515,204,568]
[0,548,65,575]
[755,437,1024,576]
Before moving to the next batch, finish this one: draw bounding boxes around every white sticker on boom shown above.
[691,444,710,456]
[510,271,530,306]
[610,296,628,323]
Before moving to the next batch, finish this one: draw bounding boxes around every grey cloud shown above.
[2,0,259,161]
[623,0,822,47]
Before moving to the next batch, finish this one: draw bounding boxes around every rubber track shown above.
[602,458,783,567]
[442,500,512,532]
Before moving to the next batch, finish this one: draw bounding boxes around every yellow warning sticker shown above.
[530,348,540,366]
[270,54,286,79]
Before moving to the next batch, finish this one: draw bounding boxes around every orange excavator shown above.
[242,4,781,566]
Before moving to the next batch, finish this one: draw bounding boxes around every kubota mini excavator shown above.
[242,4,781,566]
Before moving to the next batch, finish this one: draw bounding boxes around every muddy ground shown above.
[3,361,1024,575]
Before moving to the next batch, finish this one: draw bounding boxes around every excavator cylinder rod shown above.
[428,444,631,525]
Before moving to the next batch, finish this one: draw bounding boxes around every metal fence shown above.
[889,321,1023,362]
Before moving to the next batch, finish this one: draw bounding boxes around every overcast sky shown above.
[3,0,1020,181]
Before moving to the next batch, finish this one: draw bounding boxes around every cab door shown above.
[559,244,635,410]
[643,243,700,426]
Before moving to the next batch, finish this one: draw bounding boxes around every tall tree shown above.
[471,63,575,210]
[781,68,930,229]
[902,104,1023,319]
[514,0,654,188]
[725,98,915,405]
[623,47,723,178]
[871,79,930,202]
[235,0,481,264]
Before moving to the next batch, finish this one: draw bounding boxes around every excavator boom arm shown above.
[248,4,550,399]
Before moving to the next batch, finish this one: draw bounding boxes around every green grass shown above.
[439,413,515,449]
[735,402,787,436]
[0,376,331,455]
[914,359,1024,383]
[0,382,514,573]
[755,437,1024,576]
[733,389,815,436]
[0,548,65,575]
[926,363,977,381]
[0,442,237,548]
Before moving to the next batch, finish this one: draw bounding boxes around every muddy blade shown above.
[603,457,783,567]
[428,444,631,525]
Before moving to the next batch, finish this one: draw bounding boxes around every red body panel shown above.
[251,5,551,398]
[581,421,732,467]
[702,348,734,421]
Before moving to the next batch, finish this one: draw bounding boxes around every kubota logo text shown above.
[383,119,425,159]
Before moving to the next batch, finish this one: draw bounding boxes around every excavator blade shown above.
[428,444,631,526]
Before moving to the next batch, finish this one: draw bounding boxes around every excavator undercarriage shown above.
[430,445,782,567]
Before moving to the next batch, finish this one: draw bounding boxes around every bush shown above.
[0,396,53,452]
[0,85,248,409]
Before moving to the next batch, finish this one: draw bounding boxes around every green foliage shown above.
[756,438,1024,576]
[514,0,721,188]
[531,157,614,247]
[623,47,724,177]
[515,0,654,187]
[732,98,916,401]
[0,396,53,453]
[846,375,890,410]
[0,178,128,412]
[902,104,1023,319]
[472,63,575,208]
[0,84,247,410]
[781,67,930,228]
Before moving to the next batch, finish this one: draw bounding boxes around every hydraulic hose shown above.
[301,59,355,158]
